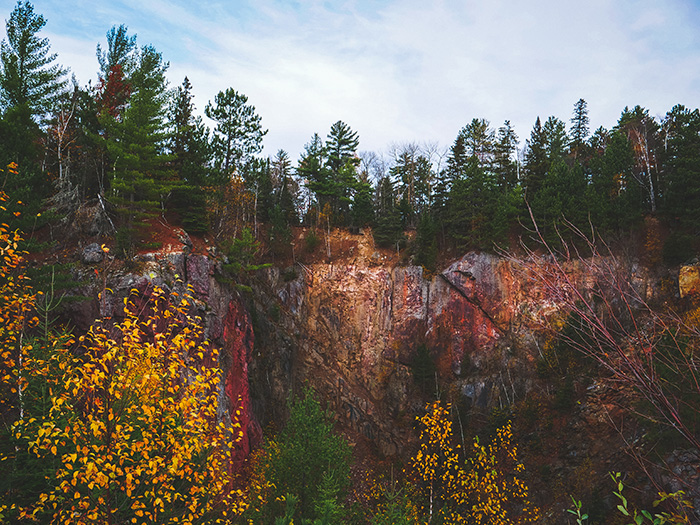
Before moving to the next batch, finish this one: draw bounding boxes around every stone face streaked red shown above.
[223,298,262,462]
[252,251,619,456]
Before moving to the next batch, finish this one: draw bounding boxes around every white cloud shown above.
[33,0,700,160]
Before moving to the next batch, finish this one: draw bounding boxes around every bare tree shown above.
[506,212,700,453]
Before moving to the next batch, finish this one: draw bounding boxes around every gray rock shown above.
[81,243,104,264]
[176,228,192,248]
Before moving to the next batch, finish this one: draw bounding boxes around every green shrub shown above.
[304,229,321,252]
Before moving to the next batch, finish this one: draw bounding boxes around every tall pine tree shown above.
[107,44,172,253]
[205,87,266,179]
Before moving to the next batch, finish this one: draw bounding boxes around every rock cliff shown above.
[249,250,591,456]
[56,226,700,518]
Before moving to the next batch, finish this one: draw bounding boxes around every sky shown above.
[14,0,700,162]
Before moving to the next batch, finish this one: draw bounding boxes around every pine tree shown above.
[615,105,660,213]
[604,130,640,230]
[569,98,590,159]
[168,77,211,232]
[542,116,568,160]
[96,24,137,81]
[205,87,266,177]
[247,388,351,522]
[170,77,208,182]
[460,118,495,169]
[493,120,519,191]
[0,1,67,216]
[271,149,299,226]
[325,120,360,223]
[389,145,433,228]
[107,44,172,253]
[662,104,700,232]
[352,176,374,228]
[446,157,496,250]
[390,147,419,228]
[0,1,67,120]
[373,175,403,249]
[588,126,609,155]
[523,117,547,199]
[326,120,359,174]
[89,24,139,201]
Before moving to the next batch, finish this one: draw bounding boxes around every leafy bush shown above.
[304,229,321,252]
[0,210,244,523]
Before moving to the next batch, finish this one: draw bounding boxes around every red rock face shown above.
[223,298,262,462]
[254,251,583,456]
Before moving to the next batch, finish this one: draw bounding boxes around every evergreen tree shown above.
[615,105,660,213]
[301,122,361,226]
[0,1,67,120]
[588,125,610,155]
[96,24,137,81]
[106,44,172,253]
[525,116,583,240]
[88,24,139,201]
[352,176,374,228]
[206,87,266,177]
[271,149,299,226]
[444,130,469,185]
[662,104,700,232]
[460,117,495,169]
[325,120,360,223]
[569,98,590,159]
[94,25,136,124]
[542,115,568,160]
[0,1,67,227]
[414,212,438,273]
[446,157,495,249]
[587,129,639,232]
[241,156,273,228]
[390,147,418,228]
[252,388,351,522]
[523,117,548,199]
[373,175,403,249]
[432,132,467,243]
[271,148,292,189]
[297,133,328,225]
[326,120,359,174]
[169,76,210,185]
[493,120,519,191]
[168,76,211,232]
[389,144,433,228]
[268,203,292,258]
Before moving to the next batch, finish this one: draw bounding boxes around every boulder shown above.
[81,243,104,264]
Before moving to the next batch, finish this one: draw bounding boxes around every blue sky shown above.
[12,0,700,161]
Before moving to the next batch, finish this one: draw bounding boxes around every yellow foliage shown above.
[411,401,540,523]
[0,188,38,418]
[0,200,246,523]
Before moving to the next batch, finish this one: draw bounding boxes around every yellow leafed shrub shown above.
[0,196,245,523]
[411,400,540,524]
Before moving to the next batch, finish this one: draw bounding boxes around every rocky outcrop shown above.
[249,251,564,456]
